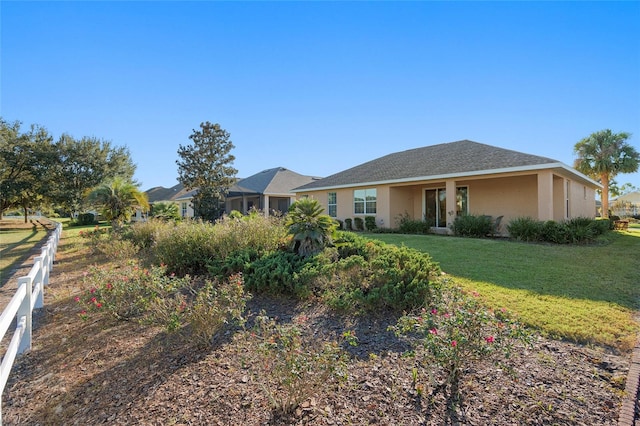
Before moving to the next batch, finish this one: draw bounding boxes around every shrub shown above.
[396,212,430,234]
[392,284,532,403]
[540,220,570,244]
[250,312,350,417]
[451,214,493,238]
[76,213,96,226]
[506,217,543,242]
[243,250,314,296]
[183,273,249,347]
[344,218,353,230]
[364,216,377,231]
[152,215,287,275]
[125,219,172,250]
[79,263,189,320]
[353,217,364,231]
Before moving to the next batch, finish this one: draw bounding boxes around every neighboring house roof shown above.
[145,183,185,203]
[144,168,320,201]
[612,191,640,204]
[228,167,320,197]
[295,140,599,191]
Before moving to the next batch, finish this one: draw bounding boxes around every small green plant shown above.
[451,214,493,238]
[251,312,350,417]
[74,213,96,226]
[364,216,377,231]
[184,273,249,347]
[396,212,430,234]
[353,217,364,231]
[507,217,543,242]
[344,218,353,230]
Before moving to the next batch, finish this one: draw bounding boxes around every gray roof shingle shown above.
[295,140,559,191]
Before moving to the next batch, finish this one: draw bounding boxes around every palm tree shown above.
[285,198,337,257]
[86,177,149,228]
[574,130,639,218]
[151,201,181,221]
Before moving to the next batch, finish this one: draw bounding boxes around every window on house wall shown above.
[328,192,337,217]
[181,202,187,218]
[566,181,571,218]
[354,188,376,214]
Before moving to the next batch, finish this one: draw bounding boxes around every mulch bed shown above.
[0,231,633,425]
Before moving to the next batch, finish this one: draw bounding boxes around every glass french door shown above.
[425,189,447,228]
[425,187,468,228]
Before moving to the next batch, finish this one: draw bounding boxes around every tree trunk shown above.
[601,173,610,218]
[23,204,28,223]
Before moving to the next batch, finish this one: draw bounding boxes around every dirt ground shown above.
[0,227,633,425]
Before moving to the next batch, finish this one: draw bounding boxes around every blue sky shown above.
[2,1,639,192]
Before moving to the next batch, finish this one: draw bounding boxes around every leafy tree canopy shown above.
[574,129,639,218]
[0,117,136,218]
[176,122,237,221]
[0,119,57,220]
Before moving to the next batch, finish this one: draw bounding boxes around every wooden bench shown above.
[614,220,629,231]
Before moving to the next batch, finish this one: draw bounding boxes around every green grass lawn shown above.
[0,220,50,286]
[368,230,640,352]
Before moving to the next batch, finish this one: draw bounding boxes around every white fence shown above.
[0,222,62,423]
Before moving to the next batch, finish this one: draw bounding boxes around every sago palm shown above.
[285,198,337,257]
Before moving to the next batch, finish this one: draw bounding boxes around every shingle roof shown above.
[295,140,559,191]
[228,167,320,196]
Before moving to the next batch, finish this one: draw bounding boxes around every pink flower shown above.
[96,303,102,308]
[106,283,113,290]
[90,288,96,294]
[91,297,97,303]
[428,328,438,335]
[443,313,451,318]
[451,340,457,347]
[472,291,480,297]
[485,336,495,344]
[74,296,80,303]
[431,308,438,315]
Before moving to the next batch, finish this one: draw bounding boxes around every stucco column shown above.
[263,195,270,216]
[242,196,248,214]
[537,171,554,221]
[445,179,457,230]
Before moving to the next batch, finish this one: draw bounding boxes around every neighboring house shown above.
[142,168,319,219]
[610,191,640,217]
[293,140,600,234]
[225,167,320,216]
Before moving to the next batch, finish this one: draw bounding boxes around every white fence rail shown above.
[0,222,62,423]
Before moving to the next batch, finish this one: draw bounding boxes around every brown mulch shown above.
[0,232,632,425]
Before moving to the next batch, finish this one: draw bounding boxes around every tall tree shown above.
[52,134,136,216]
[0,119,56,221]
[176,122,237,221]
[574,129,639,218]
[86,177,149,229]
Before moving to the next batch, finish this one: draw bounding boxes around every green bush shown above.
[75,213,96,226]
[506,217,543,242]
[353,217,364,231]
[243,250,314,296]
[364,216,377,231]
[451,214,493,237]
[508,216,609,244]
[540,220,570,244]
[396,212,431,234]
[344,218,353,230]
